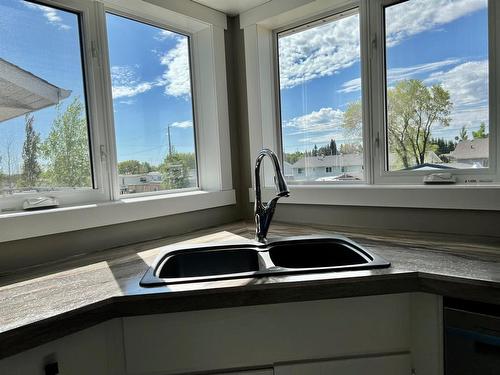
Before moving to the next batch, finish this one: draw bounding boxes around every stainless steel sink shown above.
[140,236,390,286]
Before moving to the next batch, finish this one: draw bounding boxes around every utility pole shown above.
[167,125,172,156]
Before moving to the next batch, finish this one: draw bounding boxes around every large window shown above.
[272,0,497,188]
[384,0,490,172]
[0,0,92,198]
[106,14,197,195]
[0,0,232,220]
[277,10,364,184]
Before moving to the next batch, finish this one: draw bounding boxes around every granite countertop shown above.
[1,221,500,358]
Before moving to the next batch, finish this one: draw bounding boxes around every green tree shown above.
[342,100,363,140]
[20,114,42,187]
[456,126,468,142]
[312,144,318,156]
[284,151,304,164]
[339,143,363,154]
[430,137,455,156]
[387,80,452,168]
[472,122,488,139]
[341,81,451,168]
[330,139,338,155]
[118,160,155,175]
[42,98,92,187]
[159,152,195,189]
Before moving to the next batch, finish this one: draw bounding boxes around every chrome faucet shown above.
[254,149,289,243]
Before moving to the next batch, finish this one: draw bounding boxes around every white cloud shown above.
[170,120,193,128]
[160,37,192,98]
[155,29,178,41]
[110,34,192,100]
[278,14,360,90]
[427,60,489,132]
[119,99,136,105]
[297,132,350,145]
[24,2,71,30]
[426,60,488,108]
[340,59,460,93]
[280,0,486,90]
[110,66,153,99]
[386,0,486,46]
[284,107,344,135]
[432,106,489,135]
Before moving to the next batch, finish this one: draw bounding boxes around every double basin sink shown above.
[141,235,390,286]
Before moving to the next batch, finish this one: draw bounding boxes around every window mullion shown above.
[366,0,386,185]
[90,1,120,201]
[360,0,375,184]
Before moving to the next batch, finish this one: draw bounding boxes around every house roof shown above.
[447,138,489,160]
[293,154,363,168]
[0,58,71,123]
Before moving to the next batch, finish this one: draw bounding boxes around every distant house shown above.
[444,138,489,168]
[119,172,162,194]
[283,161,294,179]
[292,154,363,181]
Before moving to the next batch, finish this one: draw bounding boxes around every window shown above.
[0,0,233,223]
[267,0,498,190]
[0,0,93,199]
[383,0,490,172]
[106,13,198,195]
[277,10,364,184]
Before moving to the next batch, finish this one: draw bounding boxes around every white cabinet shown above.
[0,293,442,375]
[122,293,427,374]
[275,354,411,375]
[0,319,125,375]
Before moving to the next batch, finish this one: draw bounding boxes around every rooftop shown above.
[447,138,489,160]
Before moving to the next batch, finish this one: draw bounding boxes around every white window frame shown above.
[370,0,499,185]
[242,0,500,210]
[0,0,112,213]
[273,5,368,186]
[0,0,235,242]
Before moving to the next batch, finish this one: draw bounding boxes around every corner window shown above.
[106,13,198,195]
[0,0,93,199]
[383,0,490,172]
[277,9,364,184]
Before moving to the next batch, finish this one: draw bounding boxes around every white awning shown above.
[0,58,71,123]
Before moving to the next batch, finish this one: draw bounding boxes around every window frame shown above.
[0,0,112,212]
[242,0,500,210]
[369,0,499,185]
[273,6,368,186]
[0,0,235,238]
[100,7,201,199]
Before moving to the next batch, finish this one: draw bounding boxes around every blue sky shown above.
[279,0,489,154]
[0,0,195,174]
[106,13,195,166]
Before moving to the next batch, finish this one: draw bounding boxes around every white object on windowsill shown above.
[423,173,456,184]
[22,197,60,211]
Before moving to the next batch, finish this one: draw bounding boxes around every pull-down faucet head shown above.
[254,149,290,243]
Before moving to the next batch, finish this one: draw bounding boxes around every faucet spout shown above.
[254,149,289,243]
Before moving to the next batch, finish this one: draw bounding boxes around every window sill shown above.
[249,185,500,211]
[0,189,236,243]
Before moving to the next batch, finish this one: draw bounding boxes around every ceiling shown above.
[192,0,271,15]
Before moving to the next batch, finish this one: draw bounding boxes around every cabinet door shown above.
[274,354,411,375]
